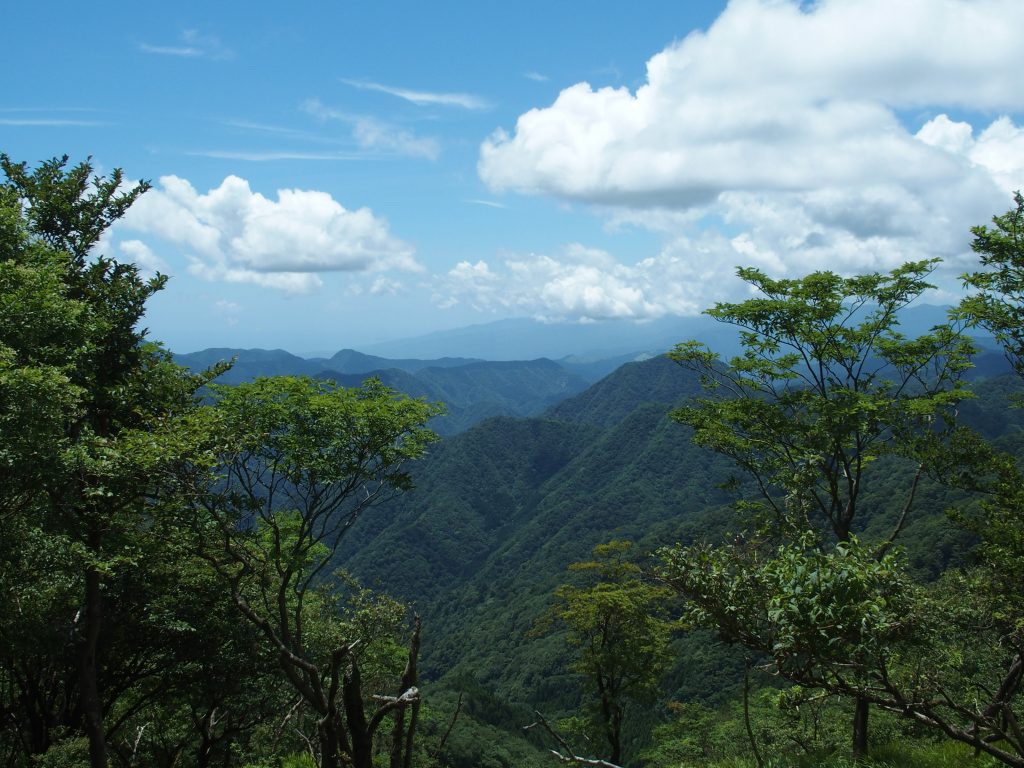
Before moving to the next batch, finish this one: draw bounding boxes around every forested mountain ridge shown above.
[175,348,590,435]
[334,350,1024,766]
[173,347,485,379]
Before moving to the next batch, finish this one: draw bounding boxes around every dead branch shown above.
[523,711,624,768]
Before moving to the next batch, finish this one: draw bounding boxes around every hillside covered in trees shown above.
[3,154,1024,768]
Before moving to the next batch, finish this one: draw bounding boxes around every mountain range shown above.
[328,354,1023,766]
[174,348,606,436]
[175,318,1021,766]
[176,304,1002,438]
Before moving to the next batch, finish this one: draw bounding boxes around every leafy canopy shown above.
[961,190,1024,378]
[669,260,973,544]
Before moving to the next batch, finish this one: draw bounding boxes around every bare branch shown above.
[524,711,624,768]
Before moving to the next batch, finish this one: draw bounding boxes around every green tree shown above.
[0,154,214,767]
[532,541,677,766]
[194,376,441,768]
[961,191,1024,377]
[937,193,1024,765]
[0,154,446,768]
[661,261,974,758]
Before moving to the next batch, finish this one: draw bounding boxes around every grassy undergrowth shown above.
[690,740,1004,768]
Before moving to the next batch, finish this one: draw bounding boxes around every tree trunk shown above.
[743,666,764,768]
[342,661,373,768]
[318,714,342,768]
[401,700,419,768]
[389,708,405,768]
[608,704,622,766]
[393,617,421,768]
[78,562,108,768]
[852,696,869,759]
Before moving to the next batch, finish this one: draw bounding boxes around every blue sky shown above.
[3,0,1022,354]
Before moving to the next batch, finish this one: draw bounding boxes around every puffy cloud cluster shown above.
[472,0,1024,320]
[117,239,167,277]
[436,210,977,323]
[481,0,1023,206]
[118,175,419,294]
[438,241,744,322]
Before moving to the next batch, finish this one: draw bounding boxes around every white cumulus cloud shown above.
[437,241,749,322]
[117,239,167,277]
[480,0,1023,207]
[475,0,1024,312]
[117,175,419,294]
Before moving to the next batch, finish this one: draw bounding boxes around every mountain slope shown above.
[334,358,1024,767]
[324,348,482,374]
[545,353,702,429]
[175,349,590,435]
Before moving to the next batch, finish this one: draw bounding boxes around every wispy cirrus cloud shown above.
[302,98,440,160]
[340,79,489,110]
[223,120,340,143]
[0,107,107,127]
[185,149,364,162]
[139,30,233,60]
[0,118,107,127]
[139,43,203,57]
[464,199,508,209]
[524,71,549,83]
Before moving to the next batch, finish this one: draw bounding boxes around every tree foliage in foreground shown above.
[961,191,1024,378]
[662,261,974,758]
[661,225,1024,766]
[531,541,677,766]
[0,155,443,768]
[0,153,214,767]
[193,375,441,768]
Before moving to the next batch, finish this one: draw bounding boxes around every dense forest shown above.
[2,154,1024,768]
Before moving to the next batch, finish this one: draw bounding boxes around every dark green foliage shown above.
[326,344,1024,766]
[546,354,705,429]
[330,358,750,764]
[0,156,444,768]
[0,154,212,768]
[7,158,1024,768]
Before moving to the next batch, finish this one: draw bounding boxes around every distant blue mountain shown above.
[356,305,966,362]
[358,315,733,361]
[172,304,1005,435]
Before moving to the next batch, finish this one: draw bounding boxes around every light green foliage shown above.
[198,375,441,768]
[532,540,678,765]
[641,689,864,767]
[670,262,973,544]
[663,262,975,759]
[200,374,441,631]
[961,192,1024,378]
[654,738,1004,768]
[660,534,916,682]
